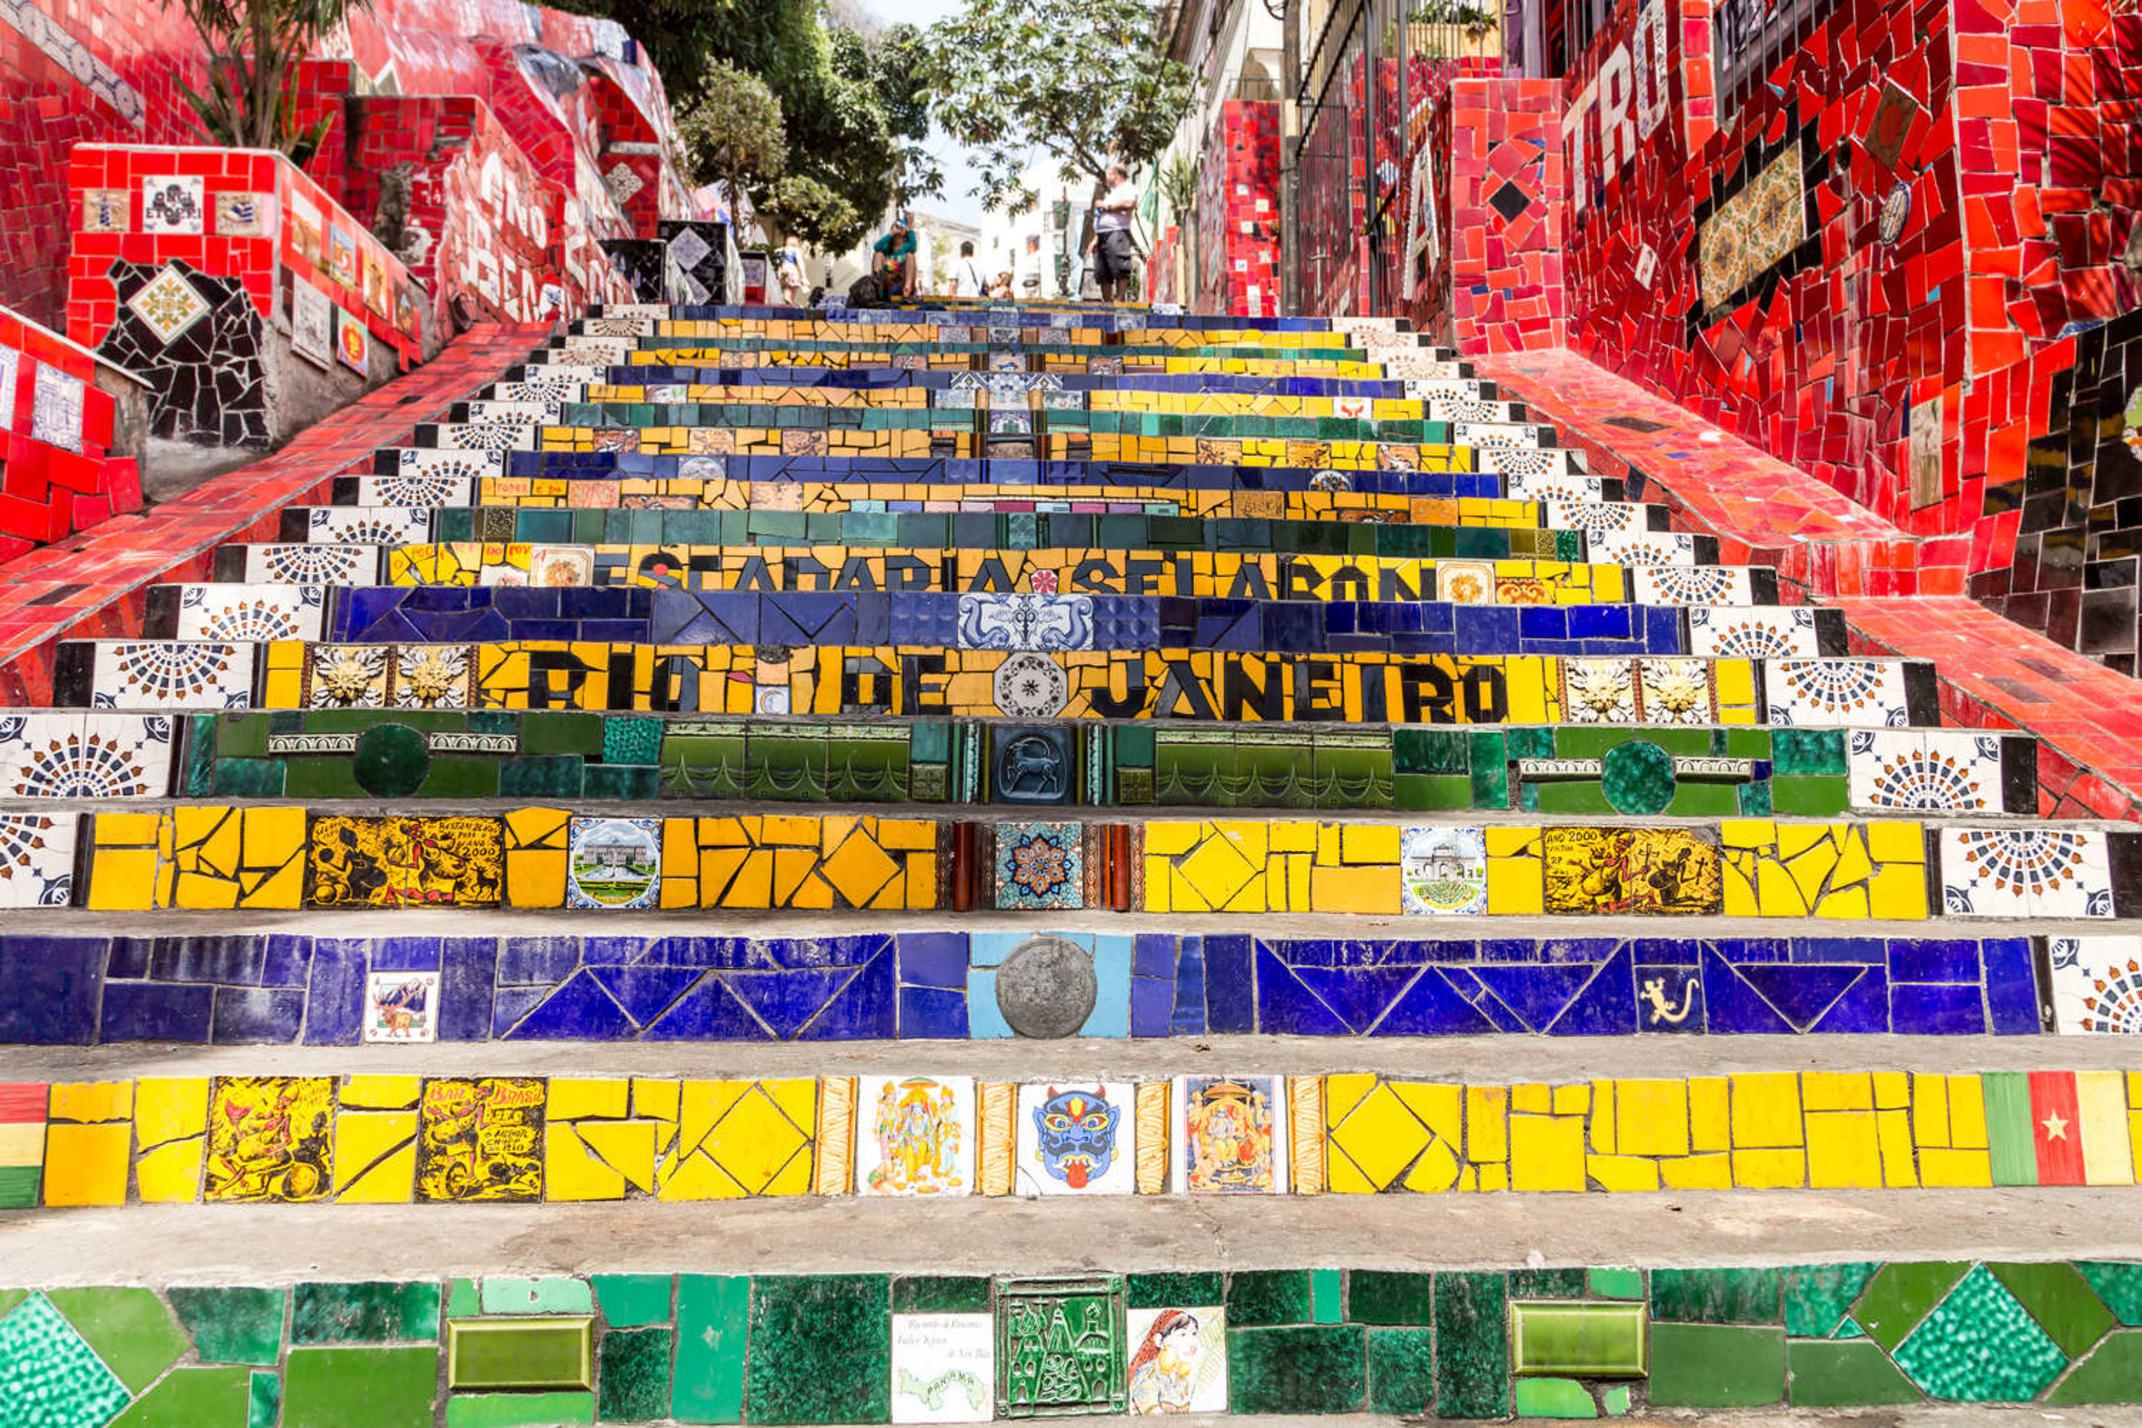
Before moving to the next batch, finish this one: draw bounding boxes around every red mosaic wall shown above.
[1196,101,1282,318]
[0,306,141,557]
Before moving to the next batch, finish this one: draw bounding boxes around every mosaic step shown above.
[9,1067,2142,1209]
[53,645,1932,726]
[13,1260,2142,1425]
[0,929,2069,1046]
[140,585,1831,661]
[549,342,1447,379]
[145,713,2036,818]
[482,362,1506,401]
[1,807,2125,921]
[227,545,1767,610]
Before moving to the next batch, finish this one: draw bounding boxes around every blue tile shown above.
[0,936,103,1044]
[1169,939,1206,1036]
[589,967,704,1026]
[260,935,312,988]
[897,933,970,989]
[794,946,896,1039]
[1204,936,1255,1033]
[1252,947,1352,1035]
[502,970,638,1040]
[101,982,213,1042]
[1699,949,1794,1034]
[1545,946,1637,1035]
[1634,964,1705,1032]
[1372,966,1502,1035]
[1887,939,1979,984]
[1886,982,1982,1035]
[302,940,365,1045]
[1130,976,1174,1038]
[1132,934,1178,980]
[151,936,266,986]
[104,937,151,979]
[373,937,443,973]
[211,988,305,1043]
[1807,967,1889,1033]
[498,937,580,986]
[1472,962,1599,1031]
[899,986,969,1040]
[439,938,499,1042]
[1982,938,2044,1035]
[728,968,866,1039]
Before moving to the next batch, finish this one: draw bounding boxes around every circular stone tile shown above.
[994,934,1098,1038]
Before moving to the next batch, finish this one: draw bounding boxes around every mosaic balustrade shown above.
[5,1069,2140,1208]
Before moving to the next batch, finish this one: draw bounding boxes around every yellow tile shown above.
[548,1079,631,1123]
[1720,818,1776,849]
[1339,824,1400,864]
[1918,1147,1992,1188]
[340,1076,421,1111]
[1329,1084,1433,1192]
[2129,1071,2142,1108]
[698,1084,813,1196]
[1729,1073,1803,1148]
[1387,1082,1463,1146]
[1730,1148,1806,1189]
[1509,1114,1586,1192]
[1689,1077,1729,1152]
[1512,1083,1550,1114]
[1308,863,1397,915]
[1877,1108,1918,1187]
[1947,1074,1988,1148]
[1401,1137,1462,1193]
[1590,1081,1616,1154]
[506,846,569,907]
[2077,1070,2134,1186]
[1484,848,1543,914]
[1587,1155,1661,1192]
[1616,1080,1691,1158]
[333,1111,416,1202]
[1865,865,1927,919]
[1754,859,1809,917]
[133,1078,207,1145]
[1912,1073,1949,1147]
[49,1081,132,1123]
[1326,1073,1380,1128]
[1865,820,1925,864]
[1804,1111,1882,1188]
[1803,1073,1873,1112]
[1660,1153,1733,1190]
[0,1123,39,1163]
[135,1139,205,1203]
[1475,1163,1507,1193]
[545,1124,628,1201]
[43,1124,130,1206]
[1466,1085,1507,1163]
[1873,1072,1909,1111]
[1551,1083,1589,1116]
[87,847,159,909]
[1484,826,1540,858]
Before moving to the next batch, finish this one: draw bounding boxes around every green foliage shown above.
[761,175,863,251]
[173,0,371,155]
[917,0,1193,213]
[676,62,787,206]
[1157,151,1200,221]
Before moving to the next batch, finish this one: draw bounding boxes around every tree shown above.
[174,0,371,160]
[675,62,787,213]
[917,0,1193,215]
[761,176,862,252]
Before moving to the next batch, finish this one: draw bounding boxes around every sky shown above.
[855,0,1017,231]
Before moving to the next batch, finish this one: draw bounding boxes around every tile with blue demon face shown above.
[1014,1082,1136,1196]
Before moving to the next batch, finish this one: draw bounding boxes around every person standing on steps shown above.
[946,240,986,298]
[1088,163,1142,303]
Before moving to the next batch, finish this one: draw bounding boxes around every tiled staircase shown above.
[2,303,2141,1425]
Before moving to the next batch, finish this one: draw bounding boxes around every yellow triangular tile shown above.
[578,1119,658,1194]
[678,1080,750,1160]
[657,1151,746,1201]
[136,1138,205,1203]
[544,1124,625,1202]
[1325,1073,1378,1128]
[762,1078,818,1135]
[332,1112,416,1201]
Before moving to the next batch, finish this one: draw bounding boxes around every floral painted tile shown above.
[994,822,1084,911]
[1940,828,2114,919]
[2047,936,2142,1033]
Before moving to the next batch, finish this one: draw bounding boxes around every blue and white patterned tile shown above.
[0,712,172,799]
[2047,934,2142,1033]
[0,814,78,907]
[1764,658,1914,726]
[175,584,325,642]
[1687,606,1822,658]
[1399,826,1487,915]
[307,506,432,545]
[565,816,662,910]
[89,642,254,710]
[1848,730,2006,813]
[957,594,1096,652]
[1940,827,2114,919]
[238,543,381,584]
[1630,565,1756,606]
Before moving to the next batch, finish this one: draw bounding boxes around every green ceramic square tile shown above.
[1434,1271,1508,1418]
[1891,1264,2066,1401]
[1366,1327,1434,1415]
[1510,1302,1646,1377]
[1736,780,1774,816]
[45,1287,189,1392]
[498,754,584,799]
[1770,728,1847,775]
[247,1370,278,1428]
[447,1318,592,1390]
[1395,772,1475,810]
[448,1280,480,1319]
[1310,1269,1343,1324]
[1226,1325,1366,1414]
[592,1277,672,1330]
[1126,1273,1223,1311]
[290,1282,441,1345]
[0,1164,42,1209]
[1347,1271,1433,1325]
[168,1287,286,1366]
[282,1346,437,1428]
[1226,1271,1310,1326]
[480,1279,593,1316]
[1988,1263,2117,1357]
[744,1275,890,1424]
[210,758,288,798]
[1850,1263,1969,1352]
[0,1294,132,1428]
[2046,1329,2142,1404]
[1769,775,1848,815]
[599,1327,673,1422]
[2079,1263,2142,1327]
[1781,1264,1876,1339]
[1786,1340,1922,1407]
[1509,1269,1588,1300]
[445,1391,594,1427]
[1645,1324,1784,1407]
[1601,1384,1631,1415]
[890,1278,990,1315]
[1513,1377,1597,1418]
[1648,1268,1781,1324]
[108,1366,250,1426]
[419,755,506,800]
[995,1276,1123,1418]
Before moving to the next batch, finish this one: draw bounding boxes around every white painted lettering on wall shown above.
[1566,0,1671,215]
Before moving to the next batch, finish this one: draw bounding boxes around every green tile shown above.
[282,1346,437,1428]
[1509,1269,1587,1300]
[1347,1270,1433,1325]
[1850,1262,1969,1351]
[593,1276,672,1329]
[2079,1262,2142,1326]
[0,1289,25,1317]
[1510,1302,1646,1376]
[743,1275,889,1424]
[599,1327,673,1422]
[447,1280,480,1319]
[1587,1268,1643,1301]
[247,1370,278,1428]
[290,1282,441,1344]
[1514,1377,1597,1418]
[1366,1327,1434,1415]
[480,1279,593,1316]
[445,1391,595,1426]
[1646,1324,1785,1407]
[889,1277,990,1315]
[1125,1273,1222,1310]
[46,1287,189,1392]
[671,1275,747,1425]
[168,1287,286,1366]
[1226,1325,1365,1413]
[1648,1267,1780,1324]
[1892,1264,2066,1401]
[1780,1263,1876,1338]
[1600,1383,1631,1414]
[447,1318,592,1390]
[1989,1262,2117,1356]
[1786,1340,1922,1407]
[1434,1271,1508,1418]
[110,1366,251,1426]
[0,1295,131,1427]
[1226,1270,1310,1326]
[1310,1269,1343,1324]
[1770,728,1846,775]
[2046,1328,2142,1404]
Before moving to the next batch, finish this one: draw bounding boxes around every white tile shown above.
[2048,935,2142,1033]
[857,1075,976,1198]
[1940,827,2114,919]
[1170,1074,1288,1195]
[1013,1083,1136,1196]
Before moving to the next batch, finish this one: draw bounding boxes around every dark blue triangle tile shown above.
[1370,965,1500,1036]
[640,976,774,1040]
[795,947,895,1039]
[730,968,867,1039]
[1252,946,1351,1036]
[1544,946,1636,1035]
[1289,964,1425,1034]
[1471,962,1597,1032]
[591,967,706,1027]
[1735,962,1867,1031]
[502,969,638,1040]
[1699,948,1795,1034]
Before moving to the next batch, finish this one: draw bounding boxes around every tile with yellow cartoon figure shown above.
[416,1077,544,1202]
[204,1076,335,1203]
[1544,827,1722,916]
[308,815,503,908]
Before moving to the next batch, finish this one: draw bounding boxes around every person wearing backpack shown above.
[947,240,986,298]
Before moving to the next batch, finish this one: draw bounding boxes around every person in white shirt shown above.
[1088,163,1141,302]
[946,240,986,298]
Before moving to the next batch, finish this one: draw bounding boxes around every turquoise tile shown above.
[1892,1265,2066,1401]
[0,1294,132,1428]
